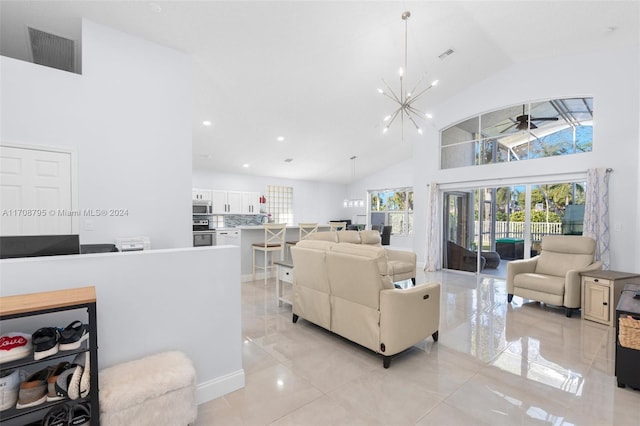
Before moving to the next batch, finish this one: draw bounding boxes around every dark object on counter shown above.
[80,244,119,254]
[0,235,80,259]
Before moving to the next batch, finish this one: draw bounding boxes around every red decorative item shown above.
[0,334,28,351]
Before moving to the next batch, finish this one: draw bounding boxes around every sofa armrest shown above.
[385,248,417,264]
[379,282,440,356]
[506,257,538,293]
[564,260,603,308]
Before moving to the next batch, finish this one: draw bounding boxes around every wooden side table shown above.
[581,270,640,326]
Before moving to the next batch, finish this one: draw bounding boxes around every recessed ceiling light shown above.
[202,120,212,126]
[425,113,433,119]
[277,136,285,142]
[243,163,249,168]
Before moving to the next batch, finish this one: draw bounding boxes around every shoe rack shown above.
[0,287,99,426]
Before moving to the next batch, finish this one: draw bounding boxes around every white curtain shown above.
[584,168,611,269]
[424,182,441,272]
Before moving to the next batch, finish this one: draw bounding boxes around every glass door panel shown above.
[443,191,480,273]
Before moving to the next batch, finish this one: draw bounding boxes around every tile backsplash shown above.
[222,214,266,227]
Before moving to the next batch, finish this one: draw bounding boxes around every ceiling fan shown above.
[501,105,559,133]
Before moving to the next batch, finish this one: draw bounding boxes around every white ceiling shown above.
[1,1,638,183]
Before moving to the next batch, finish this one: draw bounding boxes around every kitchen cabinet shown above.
[242,192,260,214]
[192,188,211,202]
[211,190,260,214]
[581,271,640,326]
[0,287,100,426]
[211,190,228,214]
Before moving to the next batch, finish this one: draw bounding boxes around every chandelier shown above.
[378,11,438,140]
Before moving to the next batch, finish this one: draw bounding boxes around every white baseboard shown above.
[195,369,245,405]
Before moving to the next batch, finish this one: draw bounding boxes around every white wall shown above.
[409,46,639,272]
[0,20,193,249]
[0,247,243,404]
[192,169,347,224]
[348,47,639,272]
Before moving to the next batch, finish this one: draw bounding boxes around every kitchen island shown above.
[233,224,331,281]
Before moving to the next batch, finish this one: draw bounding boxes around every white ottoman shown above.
[99,351,197,426]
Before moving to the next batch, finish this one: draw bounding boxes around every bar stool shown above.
[329,221,347,231]
[252,223,287,284]
[285,223,318,261]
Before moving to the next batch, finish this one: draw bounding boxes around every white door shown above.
[1,146,74,235]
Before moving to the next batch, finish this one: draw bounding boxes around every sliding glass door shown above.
[443,179,586,277]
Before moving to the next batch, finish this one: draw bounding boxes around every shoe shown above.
[69,402,91,426]
[59,321,89,351]
[16,366,52,409]
[47,361,71,402]
[0,368,28,411]
[54,364,77,400]
[0,332,32,363]
[43,403,69,426]
[32,327,60,361]
[68,353,89,400]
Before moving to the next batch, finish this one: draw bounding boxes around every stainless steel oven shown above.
[193,231,215,247]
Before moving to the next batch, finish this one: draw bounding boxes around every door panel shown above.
[0,146,73,235]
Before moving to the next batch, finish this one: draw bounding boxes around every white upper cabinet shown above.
[211,190,228,213]
[242,192,260,214]
[200,189,261,214]
[192,188,212,202]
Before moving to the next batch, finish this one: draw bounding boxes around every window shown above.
[369,188,413,235]
[266,185,293,225]
[441,98,593,169]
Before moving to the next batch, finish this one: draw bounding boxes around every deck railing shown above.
[474,221,564,244]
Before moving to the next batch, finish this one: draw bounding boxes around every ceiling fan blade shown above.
[500,123,517,133]
[530,117,559,121]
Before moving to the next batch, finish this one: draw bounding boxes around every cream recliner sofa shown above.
[291,239,440,368]
[506,235,602,317]
[307,230,417,283]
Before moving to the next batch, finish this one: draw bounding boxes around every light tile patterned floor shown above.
[195,270,638,425]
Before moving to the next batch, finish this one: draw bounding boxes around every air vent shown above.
[28,27,77,73]
[438,48,455,60]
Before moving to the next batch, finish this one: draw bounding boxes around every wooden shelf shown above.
[0,286,96,317]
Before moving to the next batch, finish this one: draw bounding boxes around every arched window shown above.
[440,98,593,169]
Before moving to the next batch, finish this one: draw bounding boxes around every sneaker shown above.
[16,366,52,409]
[43,403,70,426]
[69,402,91,426]
[54,364,76,401]
[32,327,60,361]
[59,321,89,352]
[68,353,89,400]
[47,361,71,402]
[0,332,32,363]
[0,368,28,411]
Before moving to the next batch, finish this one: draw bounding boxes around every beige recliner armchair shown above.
[507,235,602,317]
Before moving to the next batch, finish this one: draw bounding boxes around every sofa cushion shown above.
[329,243,394,289]
[514,273,566,296]
[535,251,594,277]
[336,231,361,244]
[307,231,338,242]
[359,230,382,246]
[295,239,336,251]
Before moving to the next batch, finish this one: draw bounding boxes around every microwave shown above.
[193,202,212,215]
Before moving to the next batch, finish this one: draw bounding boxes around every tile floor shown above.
[195,269,639,425]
